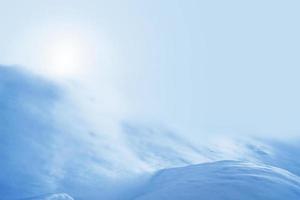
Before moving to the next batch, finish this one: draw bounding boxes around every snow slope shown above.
[135,161,300,200]
[1,66,300,199]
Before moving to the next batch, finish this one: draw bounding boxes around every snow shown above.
[22,193,74,200]
[134,161,300,200]
[1,66,300,199]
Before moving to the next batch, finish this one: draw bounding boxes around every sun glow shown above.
[37,28,98,79]
[7,23,105,80]
[44,35,87,77]
[5,21,115,82]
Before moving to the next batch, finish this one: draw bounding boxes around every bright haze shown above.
[1,1,300,138]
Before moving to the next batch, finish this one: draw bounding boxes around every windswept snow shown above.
[1,66,300,199]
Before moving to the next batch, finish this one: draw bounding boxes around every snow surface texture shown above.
[19,193,74,200]
[135,161,300,200]
[1,66,300,199]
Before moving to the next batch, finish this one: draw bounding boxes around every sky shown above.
[1,0,300,139]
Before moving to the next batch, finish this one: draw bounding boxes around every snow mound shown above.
[44,193,74,200]
[135,160,300,200]
[22,193,74,200]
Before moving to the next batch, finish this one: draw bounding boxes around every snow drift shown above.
[134,160,300,200]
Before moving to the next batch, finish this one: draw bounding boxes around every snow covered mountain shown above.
[1,66,300,199]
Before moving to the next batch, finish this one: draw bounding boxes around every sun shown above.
[7,22,110,81]
[45,36,84,77]
[15,23,99,80]
[39,30,94,79]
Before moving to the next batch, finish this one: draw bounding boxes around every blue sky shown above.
[1,0,300,139]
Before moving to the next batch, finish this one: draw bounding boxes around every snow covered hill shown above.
[1,66,300,200]
[134,160,300,200]
[20,160,300,200]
